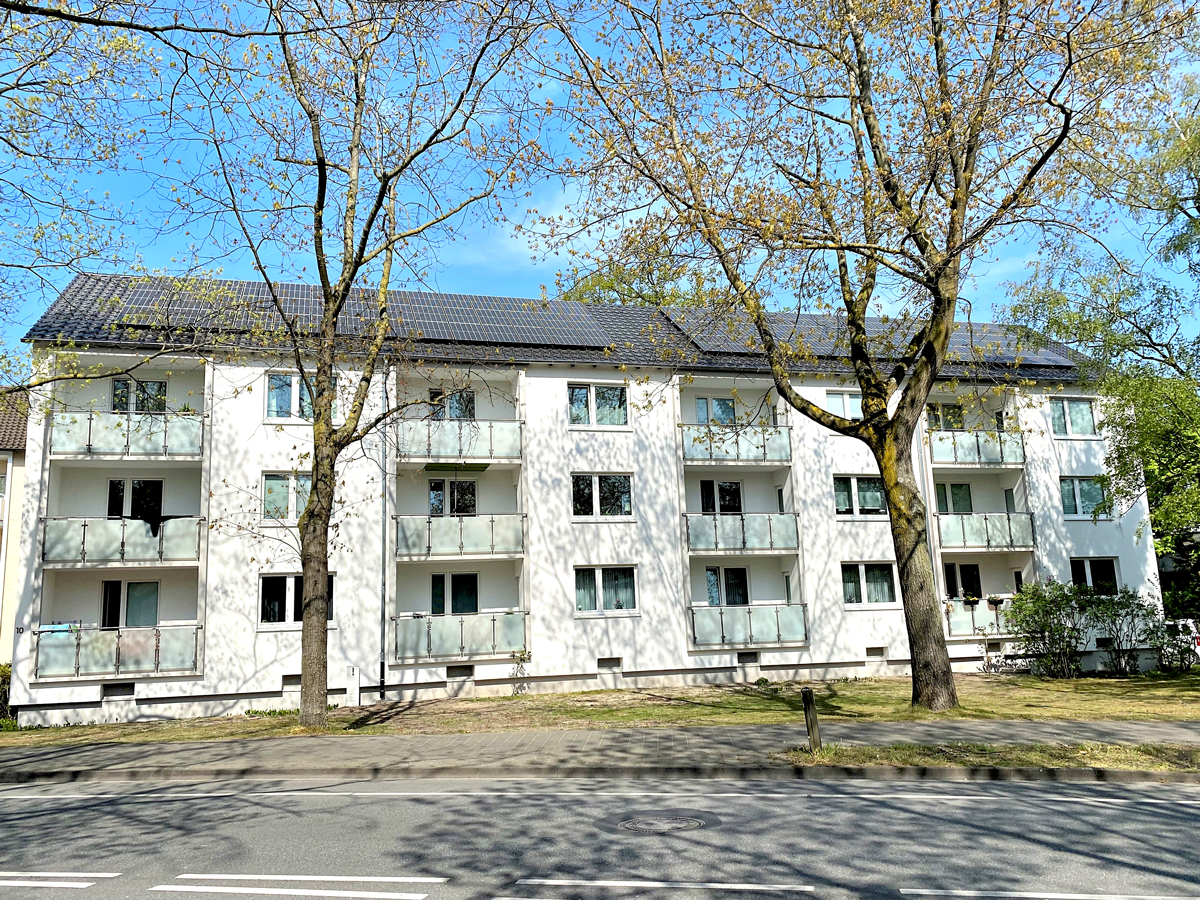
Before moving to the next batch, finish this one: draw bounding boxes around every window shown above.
[430,572,478,615]
[572,473,632,517]
[269,373,338,420]
[568,384,628,427]
[696,397,735,425]
[261,574,335,623]
[575,566,636,612]
[428,479,476,516]
[430,389,475,421]
[826,391,863,420]
[0,472,7,496]
[1070,558,1119,594]
[777,488,785,513]
[944,562,982,599]
[1004,488,1017,513]
[125,582,160,627]
[833,476,886,515]
[105,478,163,519]
[263,471,311,521]
[699,480,742,514]
[113,377,167,413]
[1060,477,1105,517]
[926,402,965,430]
[101,580,121,628]
[935,482,973,514]
[841,563,898,604]
[704,566,749,605]
[1050,398,1096,436]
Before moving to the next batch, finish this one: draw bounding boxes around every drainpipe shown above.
[379,361,389,700]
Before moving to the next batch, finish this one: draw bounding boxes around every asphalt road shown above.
[1,778,1198,900]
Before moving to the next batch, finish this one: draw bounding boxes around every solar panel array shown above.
[390,291,609,348]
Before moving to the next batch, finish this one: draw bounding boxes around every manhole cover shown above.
[617,816,706,834]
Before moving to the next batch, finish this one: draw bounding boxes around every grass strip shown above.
[785,741,1200,772]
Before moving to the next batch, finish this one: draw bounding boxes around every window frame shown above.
[98,578,163,628]
[698,479,743,514]
[695,396,738,426]
[1069,557,1120,595]
[703,565,751,606]
[571,472,635,521]
[934,481,974,515]
[943,561,983,600]
[1060,476,1108,519]
[261,471,312,523]
[1049,397,1099,438]
[833,475,888,517]
[259,572,336,629]
[567,382,630,430]
[825,390,864,421]
[428,478,477,517]
[112,376,168,413]
[266,372,341,422]
[574,565,639,617]
[926,402,965,431]
[840,562,901,607]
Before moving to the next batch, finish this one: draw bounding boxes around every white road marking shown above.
[0,872,120,878]
[0,880,95,889]
[150,887,427,900]
[901,891,1200,900]
[174,883,446,888]
[516,878,815,891]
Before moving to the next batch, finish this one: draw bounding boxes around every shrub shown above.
[1081,587,1158,677]
[1144,618,1200,673]
[1006,581,1089,677]
[0,662,9,720]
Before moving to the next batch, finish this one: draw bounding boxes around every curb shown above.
[2,764,1198,784]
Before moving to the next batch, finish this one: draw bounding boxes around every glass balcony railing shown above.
[395,419,522,460]
[929,430,1024,466]
[684,513,798,551]
[34,624,201,678]
[937,512,1034,549]
[681,424,791,462]
[42,517,204,563]
[689,603,808,647]
[395,514,525,556]
[393,610,528,660]
[944,597,1013,636]
[50,409,204,456]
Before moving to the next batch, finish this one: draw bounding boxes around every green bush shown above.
[1006,581,1089,677]
[0,662,9,720]
[1083,587,1158,677]
[1144,618,1200,673]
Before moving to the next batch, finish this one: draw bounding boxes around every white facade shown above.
[7,350,1159,724]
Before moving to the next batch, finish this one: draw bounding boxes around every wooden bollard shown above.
[801,686,822,753]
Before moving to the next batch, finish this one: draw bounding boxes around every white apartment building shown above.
[7,275,1158,724]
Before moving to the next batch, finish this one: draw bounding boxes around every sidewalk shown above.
[2,719,1199,782]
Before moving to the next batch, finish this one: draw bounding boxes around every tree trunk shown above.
[874,434,959,711]
[298,438,336,728]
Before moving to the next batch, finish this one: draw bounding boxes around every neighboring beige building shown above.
[0,397,27,665]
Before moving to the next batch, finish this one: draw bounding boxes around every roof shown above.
[25,274,1078,381]
[0,393,28,451]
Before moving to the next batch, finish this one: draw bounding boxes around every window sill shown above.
[575,609,640,619]
[258,519,299,528]
[835,514,890,522]
[1053,434,1102,441]
[257,623,337,633]
[568,424,633,433]
[843,603,903,610]
[1064,515,1113,522]
[572,516,638,524]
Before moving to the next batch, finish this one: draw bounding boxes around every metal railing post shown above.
[488,421,495,458]
[458,516,465,555]
[458,616,466,655]
[79,519,88,562]
[115,627,122,675]
[87,409,94,454]
[718,606,726,643]
[425,618,433,658]
[154,628,162,673]
[747,607,755,643]
[491,614,497,654]
[739,513,747,549]
[73,629,81,676]
[768,514,774,549]
[489,515,496,554]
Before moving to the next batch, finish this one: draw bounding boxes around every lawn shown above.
[785,741,1200,772]
[2,672,1199,748]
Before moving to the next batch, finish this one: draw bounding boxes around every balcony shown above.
[689,603,808,648]
[395,419,522,462]
[937,512,1034,550]
[929,430,1024,466]
[393,610,528,660]
[684,513,798,552]
[681,424,791,463]
[945,597,1013,636]
[33,624,201,679]
[50,409,204,457]
[42,517,204,564]
[395,514,524,558]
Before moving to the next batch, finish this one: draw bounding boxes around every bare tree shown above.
[543,0,1186,708]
